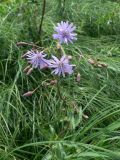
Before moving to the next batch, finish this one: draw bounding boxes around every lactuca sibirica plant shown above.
[49,55,75,77]
[22,21,77,97]
[26,50,49,69]
[53,21,77,44]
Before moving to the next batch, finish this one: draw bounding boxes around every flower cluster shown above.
[23,21,77,77]
[24,50,75,77]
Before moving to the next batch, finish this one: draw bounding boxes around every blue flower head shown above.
[26,50,49,69]
[53,21,77,44]
[49,55,75,77]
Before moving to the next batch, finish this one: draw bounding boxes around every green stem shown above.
[38,0,46,39]
[56,80,63,100]
[63,0,66,12]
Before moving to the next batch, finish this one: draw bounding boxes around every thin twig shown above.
[16,42,43,49]
[38,0,46,36]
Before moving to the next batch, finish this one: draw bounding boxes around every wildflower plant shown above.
[53,21,77,44]
[25,50,49,69]
[21,21,77,97]
[49,55,75,77]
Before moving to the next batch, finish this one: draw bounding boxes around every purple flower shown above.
[26,50,49,69]
[53,21,77,44]
[49,55,75,77]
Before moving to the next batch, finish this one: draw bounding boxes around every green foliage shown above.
[0,0,120,159]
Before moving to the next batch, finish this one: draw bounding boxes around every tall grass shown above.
[0,0,120,159]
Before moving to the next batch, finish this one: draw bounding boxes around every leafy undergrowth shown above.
[0,0,120,160]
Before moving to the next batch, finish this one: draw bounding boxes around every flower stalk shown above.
[38,0,46,41]
[56,79,63,100]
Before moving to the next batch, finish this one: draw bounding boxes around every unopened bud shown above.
[83,114,89,119]
[50,80,57,85]
[22,91,34,97]
[23,65,31,73]
[76,73,81,82]
[101,63,108,67]
[88,58,95,65]
[67,55,72,60]
[56,43,61,50]
[26,68,33,75]
[97,64,102,68]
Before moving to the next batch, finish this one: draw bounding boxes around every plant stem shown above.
[38,0,46,38]
[16,41,43,49]
[56,80,63,100]
[63,0,66,12]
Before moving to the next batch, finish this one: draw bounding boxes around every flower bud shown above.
[76,73,81,82]
[97,64,102,68]
[26,68,33,75]
[56,43,61,50]
[22,91,34,97]
[101,63,108,67]
[67,55,72,60]
[50,80,57,85]
[88,58,95,65]
[42,82,49,86]
[23,65,31,73]
[83,114,89,119]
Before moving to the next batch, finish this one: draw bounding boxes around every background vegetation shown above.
[0,0,120,159]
